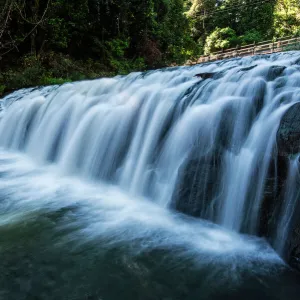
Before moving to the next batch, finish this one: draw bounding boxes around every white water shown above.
[0,150,281,270]
[1,52,300,263]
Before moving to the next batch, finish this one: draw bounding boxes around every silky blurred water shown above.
[1,52,300,298]
[0,150,298,299]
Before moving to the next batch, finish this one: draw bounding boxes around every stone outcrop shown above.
[273,104,300,270]
[194,72,215,79]
[277,102,300,155]
[174,101,300,271]
[172,151,223,218]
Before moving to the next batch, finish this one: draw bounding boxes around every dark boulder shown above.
[172,149,223,219]
[290,240,300,272]
[266,66,286,81]
[194,72,215,80]
[183,78,217,106]
[259,155,289,237]
[216,98,258,152]
[239,65,257,72]
[286,175,300,271]
[274,77,287,92]
[277,103,300,156]
[251,78,267,115]
[217,102,237,150]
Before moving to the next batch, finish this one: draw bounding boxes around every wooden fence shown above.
[186,36,300,65]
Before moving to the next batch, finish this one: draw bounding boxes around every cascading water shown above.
[1,52,300,299]
[274,156,300,256]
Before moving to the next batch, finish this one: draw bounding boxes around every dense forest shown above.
[0,0,300,95]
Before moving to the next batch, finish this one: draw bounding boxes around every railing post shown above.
[252,42,256,55]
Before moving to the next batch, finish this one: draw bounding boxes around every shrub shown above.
[40,77,72,86]
[283,42,300,51]
[0,85,6,96]
[240,30,263,45]
[204,27,238,54]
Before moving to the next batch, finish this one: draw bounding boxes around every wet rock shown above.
[274,77,287,94]
[183,79,218,106]
[290,242,300,272]
[194,72,215,79]
[172,150,223,218]
[217,99,257,152]
[260,155,289,237]
[195,71,227,80]
[260,152,300,272]
[251,78,267,115]
[239,65,257,72]
[285,184,300,271]
[277,103,300,156]
[217,103,237,150]
[266,66,286,81]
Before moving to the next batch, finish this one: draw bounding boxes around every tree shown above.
[0,0,51,58]
[0,0,198,76]
[187,0,219,46]
[274,0,300,37]
[204,26,238,54]
[187,0,277,51]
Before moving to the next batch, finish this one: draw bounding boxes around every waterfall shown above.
[1,51,300,261]
[274,156,300,256]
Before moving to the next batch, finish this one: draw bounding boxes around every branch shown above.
[0,0,51,57]
[0,0,14,41]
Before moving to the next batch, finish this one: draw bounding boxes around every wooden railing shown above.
[186,36,300,65]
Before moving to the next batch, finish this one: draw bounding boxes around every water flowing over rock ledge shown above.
[1,51,300,274]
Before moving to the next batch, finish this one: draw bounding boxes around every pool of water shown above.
[0,150,299,300]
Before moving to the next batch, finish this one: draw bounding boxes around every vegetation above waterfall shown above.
[0,0,300,95]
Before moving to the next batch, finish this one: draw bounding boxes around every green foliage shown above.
[40,77,72,86]
[0,0,197,80]
[0,53,115,93]
[189,0,300,55]
[283,42,300,51]
[6,56,45,89]
[105,38,146,74]
[47,18,70,49]
[0,85,6,96]
[0,0,300,93]
[204,27,238,54]
[106,39,130,59]
[109,57,147,75]
[155,0,201,64]
[274,0,300,37]
[189,0,276,51]
[240,30,263,45]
